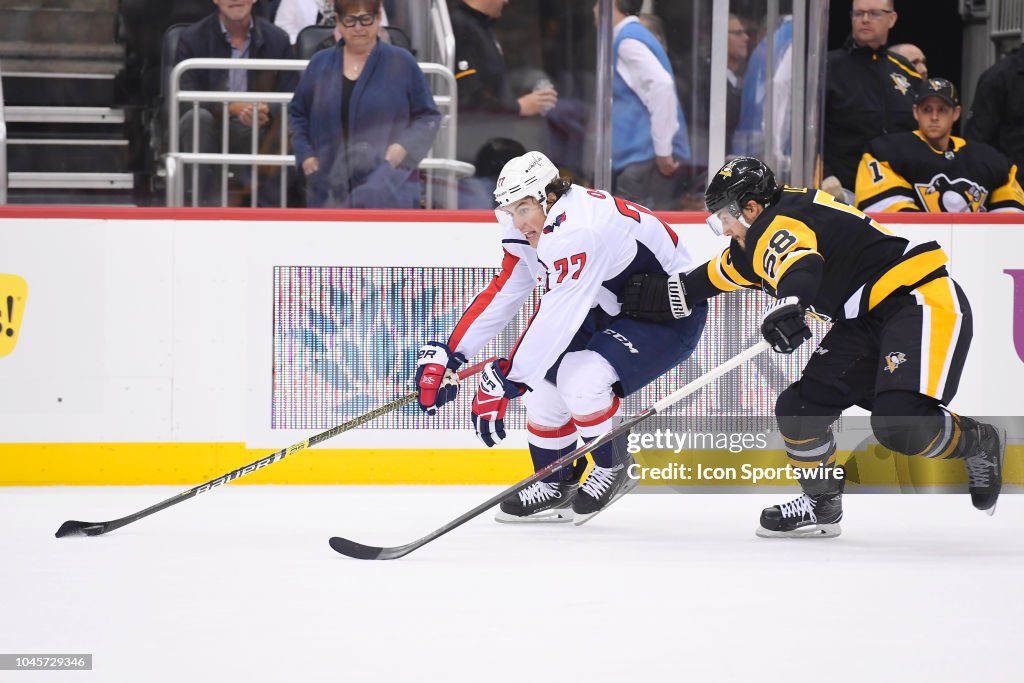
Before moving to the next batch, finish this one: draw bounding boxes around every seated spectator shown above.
[889,43,927,77]
[965,45,1024,186]
[855,78,1024,212]
[289,0,441,208]
[175,0,297,206]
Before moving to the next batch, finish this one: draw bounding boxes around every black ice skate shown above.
[495,480,578,523]
[571,455,639,526]
[757,469,845,538]
[959,418,1005,515]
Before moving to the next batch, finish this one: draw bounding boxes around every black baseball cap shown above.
[915,78,960,107]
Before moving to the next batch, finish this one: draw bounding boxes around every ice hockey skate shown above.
[494,480,578,523]
[571,455,639,526]
[757,469,845,538]
[959,418,1005,515]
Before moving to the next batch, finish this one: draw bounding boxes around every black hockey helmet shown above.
[704,156,781,223]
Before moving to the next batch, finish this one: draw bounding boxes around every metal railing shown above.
[428,0,456,72]
[166,57,472,208]
[0,64,7,205]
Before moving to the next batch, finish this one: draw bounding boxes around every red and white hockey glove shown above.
[471,359,525,447]
[415,341,467,415]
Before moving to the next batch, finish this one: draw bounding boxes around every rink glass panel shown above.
[272,266,827,430]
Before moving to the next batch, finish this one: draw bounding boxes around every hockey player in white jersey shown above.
[415,151,707,524]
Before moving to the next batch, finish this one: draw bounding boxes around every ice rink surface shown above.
[2,486,1022,682]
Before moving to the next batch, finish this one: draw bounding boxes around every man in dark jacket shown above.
[822,0,922,201]
[175,0,297,206]
[450,0,558,162]
[965,47,1024,186]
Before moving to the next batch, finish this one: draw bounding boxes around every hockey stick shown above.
[329,340,772,560]
[55,357,495,538]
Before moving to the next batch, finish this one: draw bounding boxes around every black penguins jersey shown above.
[685,187,950,321]
[855,131,1024,213]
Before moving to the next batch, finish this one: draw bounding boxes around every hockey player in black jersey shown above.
[621,156,1005,537]
[855,77,1024,213]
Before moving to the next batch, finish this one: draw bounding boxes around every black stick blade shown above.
[55,520,109,538]
[328,537,391,560]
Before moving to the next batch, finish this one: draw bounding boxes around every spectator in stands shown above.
[855,78,1024,213]
[289,0,441,208]
[690,13,748,159]
[724,14,750,142]
[965,46,1024,186]
[175,0,296,206]
[732,12,792,164]
[600,0,690,210]
[890,42,927,78]
[821,0,921,202]
[451,1,558,122]
[450,0,560,164]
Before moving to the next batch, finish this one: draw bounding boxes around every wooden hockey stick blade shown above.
[54,357,495,539]
[328,341,771,560]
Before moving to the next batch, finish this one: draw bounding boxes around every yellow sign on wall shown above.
[0,274,28,357]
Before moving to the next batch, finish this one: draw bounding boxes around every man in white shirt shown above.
[598,0,691,210]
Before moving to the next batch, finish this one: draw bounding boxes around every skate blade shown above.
[755,523,841,539]
[494,508,575,524]
[572,477,640,527]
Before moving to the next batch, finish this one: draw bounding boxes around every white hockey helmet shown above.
[493,151,560,211]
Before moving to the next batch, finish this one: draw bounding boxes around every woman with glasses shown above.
[289,0,441,208]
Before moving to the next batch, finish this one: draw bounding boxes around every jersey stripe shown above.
[527,420,578,438]
[867,246,948,310]
[572,396,621,428]
[448,249,520,351]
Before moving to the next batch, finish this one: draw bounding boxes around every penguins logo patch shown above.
[884,351,907,374]
[915,173,987,212]
[890,72,911,95]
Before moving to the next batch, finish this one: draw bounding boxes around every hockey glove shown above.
[618,272,691,323]
[471,359,526,447]
[760,296,812,354]
[415,341,467,415]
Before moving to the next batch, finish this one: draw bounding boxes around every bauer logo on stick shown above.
[0,274,28,358]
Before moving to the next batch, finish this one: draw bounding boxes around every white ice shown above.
[2,486,1022,682]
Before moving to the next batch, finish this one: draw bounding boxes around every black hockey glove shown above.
[619,273,691,323]
[759,296,811,353]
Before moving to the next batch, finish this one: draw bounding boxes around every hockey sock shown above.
[870,391,964,458]
[527,420,581,483]
[572,397,622,468]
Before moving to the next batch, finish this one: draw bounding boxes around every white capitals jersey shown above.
[448,186,697,388]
